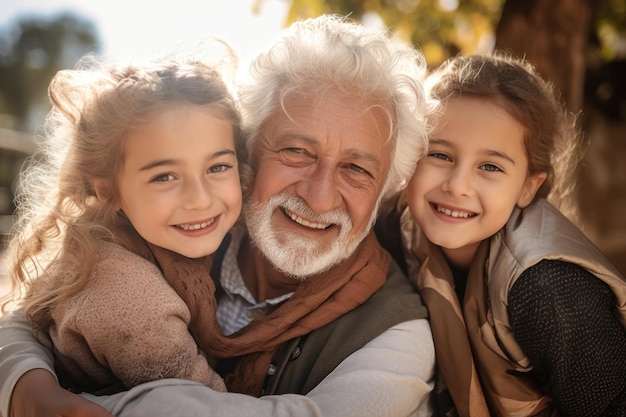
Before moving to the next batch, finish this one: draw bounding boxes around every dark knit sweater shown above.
[509,260,626,417]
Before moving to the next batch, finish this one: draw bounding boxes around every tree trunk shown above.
[494,0,600,112]
[495,0,626,276]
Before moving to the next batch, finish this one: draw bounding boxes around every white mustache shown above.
[277,194,352,232]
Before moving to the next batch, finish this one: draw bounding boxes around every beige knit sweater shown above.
[38,241,225,393]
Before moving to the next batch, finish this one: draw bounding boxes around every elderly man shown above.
[0,15,435,417]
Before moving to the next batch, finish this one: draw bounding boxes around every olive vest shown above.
[263,259,429,395]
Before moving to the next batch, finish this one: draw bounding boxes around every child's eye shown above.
[429,152,451,162]
[151,173,175,182]
[209,164,233,174]
[480,163,502,172]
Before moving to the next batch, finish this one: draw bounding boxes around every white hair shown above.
[238,14,431,204]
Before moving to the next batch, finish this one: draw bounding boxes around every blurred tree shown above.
[268,0,625,111]
[265,0,502,66]
[495,0,601,113]
[0,13,100,132]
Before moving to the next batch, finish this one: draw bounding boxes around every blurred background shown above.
[0,0,625,289]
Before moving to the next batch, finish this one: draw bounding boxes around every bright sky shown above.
[0,0,290,66]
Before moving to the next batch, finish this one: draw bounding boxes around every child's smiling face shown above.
[407,96,546,268]
[115,103,242,259]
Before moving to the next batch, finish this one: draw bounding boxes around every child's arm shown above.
[0,310,113,417]
[54,244,224,392]
[10,369,114,417]
[509,260,626,417]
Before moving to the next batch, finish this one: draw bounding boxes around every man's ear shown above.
[517,172,547,208]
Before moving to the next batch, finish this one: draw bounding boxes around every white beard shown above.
[244,192,378,279]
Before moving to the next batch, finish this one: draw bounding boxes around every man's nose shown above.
[295,162,341,213]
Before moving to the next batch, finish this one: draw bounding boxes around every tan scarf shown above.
[411,235,490,417]
[412,230,556,416]
[114,224,389,396]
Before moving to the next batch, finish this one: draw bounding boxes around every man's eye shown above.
[347,164,366,174]
[283,148,305,155]
[151,173,175,182]
[342,163,374,181]
[278,147,314,164]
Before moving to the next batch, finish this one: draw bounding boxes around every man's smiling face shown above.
[244,88,394,278]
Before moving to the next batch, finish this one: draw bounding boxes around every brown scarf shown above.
[113,224,389,396]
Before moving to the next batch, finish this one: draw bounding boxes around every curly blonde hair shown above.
[1,49,248,332]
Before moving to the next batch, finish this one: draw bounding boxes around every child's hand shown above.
[10,369,114,417]
[208,370,227,392]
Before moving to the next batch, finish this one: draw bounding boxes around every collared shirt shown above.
[216,232,293,336]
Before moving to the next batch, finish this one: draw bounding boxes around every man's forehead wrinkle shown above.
[265,87,391,170]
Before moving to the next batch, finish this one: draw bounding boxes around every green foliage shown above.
[0,13,100,132]
[595,0,626,60]
[274,0,625,68]
[280,0,504,66]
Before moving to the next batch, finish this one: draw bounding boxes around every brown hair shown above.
[424,51,585,220]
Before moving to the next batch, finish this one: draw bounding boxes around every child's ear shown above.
[92,179,108,199]
[92,179,119,208]
[517,172,547,208]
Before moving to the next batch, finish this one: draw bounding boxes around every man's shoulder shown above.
[321,258,427,347]
[368,257,426,312]
[321,257,428,359]
[269,258,429,395]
